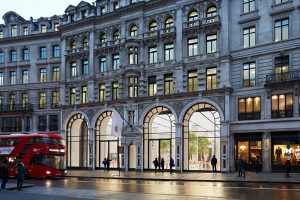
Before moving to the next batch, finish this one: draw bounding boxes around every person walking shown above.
[106,156,111,171]
[153,158,159,173]
[211,155,217,173]
[240,158,246,179]
[236,157,242,177]
[102,158,107,171]
[160,158,165,173]
[15,160,26,191]
[170,157,174,174]
[1,159,9,190]
[254,156,260,173]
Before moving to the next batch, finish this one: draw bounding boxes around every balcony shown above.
[160,26,176,40]
[202,15,221,30]
[0,104,33,113]
[144,30,159,38]
[65,47,89,58]
[265,70,300,86]
[183,20,200,35]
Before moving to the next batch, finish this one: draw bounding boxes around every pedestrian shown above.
[160,158,165,173]
[240,158,246,179]
[236,157,242,177]
[102,158,107,170]
[15,160,26,191]
[153,158,159,173]
[211,155,217,173]
[106,156,111,171]
[170,157,175,174]
[285,145,292,178]
[254,156,260,173]
[1,159,9,190]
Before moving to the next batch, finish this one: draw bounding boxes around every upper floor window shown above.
[81,10,88,18]
[275,18,288,42]
[243,0,256,13]
[113,54,120,70]
[206,6,217,17]
[71,40,76,50]
[38,116,47,131]
[23,27,28,35]
[164,74,174,95]
[71,62,77,77]
[243,27,256,48]
[113,30,120,42]
[128,77,138,98]
[164,43,174,61]
[0,72,4,85]
[165,17,174,28]
[11,50,17,62]
[100,6,106,15]
[188,70,198,92]
[99,84,106,102]
[188,38,198,56]
[81,86,88,104]
[188,11,198,22]
[82,37,88,47]
[238,97,261,120]
[206,34,217,53]
[40,47,47,59]
[70,88,76,105]
[54,23,59,31]
[274,55,289,81]
[100,33,106,44]
[149,21,157,31]
[39,92,46,109]
[271,94,293,118]
[22,93,29,109]
[128,47,138,64]
[39,68,47,83]
[52,67,60,81]
[23,49,29,61]
[206,67,217,90]
[149,46,158,64]
[70,14,75,22]
[275,0,289,5]
[99,56,107,72]
[41,25,46,33]
[0,30,3,38]
[112,82,119,100]
[53,45,60,58]
[82,60,89,75]
[22,70,29,84]
[130,0,137,4]
[49,115,59,131]
[11,25,17,37]
[10,71,16,85]
[148,76,157,96]
[130,25,138,37]
[0,52,3,63]
[113,1,120,10]
[243,62,256,87]
[9,94,15,110]
[52,91,59,108]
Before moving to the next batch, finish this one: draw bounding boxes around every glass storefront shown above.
[272,132,300,171]
[234,133,262,171]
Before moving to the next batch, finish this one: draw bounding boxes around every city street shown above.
[1,177,300,199]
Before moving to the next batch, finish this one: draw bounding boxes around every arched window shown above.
[82,37,88,47]
[188,11,198,22]
[70,40,76,50]
[149,21,157,31]
[100,33,106,43]
[130,25,137,37]
[165,17,174,28]
[206,6,217,17]
[113,30,120,40]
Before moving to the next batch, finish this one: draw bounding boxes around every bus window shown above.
[30,154,64,169]
[0,138,19,146]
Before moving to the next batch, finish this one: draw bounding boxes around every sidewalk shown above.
[66,170,300,183]
[0,183,34,191]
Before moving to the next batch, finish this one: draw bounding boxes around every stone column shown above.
[88,128,95,170]
[293,93,299,117]
[174,123,182,172]
[262,131,271,172]
[124,143,129,172]
[175,8,183,62]
[220,121,230,172]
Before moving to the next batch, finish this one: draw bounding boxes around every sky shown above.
[0,0,94,24]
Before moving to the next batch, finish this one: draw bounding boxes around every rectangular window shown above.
[238,97,261,120]
[188,70,198,92]
[38,115,47,131]
[164,43,174,61]
[128,77,138,98]
[188,38,198,56]
[71,62,77,76]
[40,47,47,59]
[0,95,3,108]
[52,91,59,108]
[39,68,47,82]
[0,30,3,38]
[81,10,88,18]
[99,57,107,72]
[243,0,256,13]
[49,115,59,131]
[128,47,138,64]
[2,117,22,132]
[271,94,293,118]
[22,93,29,109]
[243,27,256,48]
[100,6,106,15]
[275,19,288,42]
[206,67,217,90]
[22,70,29,84]
[10,71,16,85]
[23,27,28,35]
[148,76,157,96]
[52,67,60,81]
[243,62,256,87]
[39,92,46,109]
[53,45,60,58]
[164,74,174,95]
[41,25,46,33]
[82,60,89,75]
[0,72,4,85]
[113,1,120,10]
[81,86,88,104]
[11,25,17,37]
[53,23,59,31]
[275,0,289,5]
[99,84,106,102]
[0,52,4,63]
[11,50,16,62]
[70,88,76,105]
[112,82,119,100]
[206,34,217,53]
[23,49,29,61]
[9,94,15,110]
[275,56,289,81]
[113,54,120,70]
[149,46,157,64]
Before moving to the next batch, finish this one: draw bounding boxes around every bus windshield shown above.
[30,154,65,169]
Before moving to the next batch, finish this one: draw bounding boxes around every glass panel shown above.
[238,141,249,163]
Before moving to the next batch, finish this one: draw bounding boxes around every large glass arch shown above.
[143,106,175,170]
[66,113,89,168]
[183,103,221,171]
[94,111,120,169]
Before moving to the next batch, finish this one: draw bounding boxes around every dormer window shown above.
[113,1,120,11]
[23,27,28,35]
[11,25,17,37]
[41,25,46,33]
[54,23,59,31]
[206,6,217,17]
[165,17,174,28]
[82,10,88,18]
[0,30,3,38]
[70,14,75,22]
[130,0,137,4]
[100,6,106,15]
[149,21,157,31]
[129,25,137,37]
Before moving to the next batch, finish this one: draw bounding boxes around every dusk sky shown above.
[0,0,94,23]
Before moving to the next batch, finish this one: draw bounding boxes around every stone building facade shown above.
[0,0,299,172]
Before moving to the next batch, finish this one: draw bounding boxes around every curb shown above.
[5,184,34,191]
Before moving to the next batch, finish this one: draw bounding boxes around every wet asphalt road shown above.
[1,177,300,199]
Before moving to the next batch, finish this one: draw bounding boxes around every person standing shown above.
[160,158,165,173]
[285,145,292,178]
[236,157,242,177]
[170,157,174,174]
[1,160,9,190]
[103,158,107,171]
[106,156,111,171]
[153,158,159,173]
[211,155,217,173]
[254,156,260,173]
[240,158,246,179]
[15,160,26,191]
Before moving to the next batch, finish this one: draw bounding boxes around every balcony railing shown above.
[0,104,33,112]
[183,20,200,28]
[160,26,176,34]
[202,15,220,25]
[265,70,300,85]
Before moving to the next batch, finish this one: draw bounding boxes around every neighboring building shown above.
[0,0,299,173]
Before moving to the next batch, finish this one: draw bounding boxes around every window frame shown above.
[238,96,261,120]
[206,67,217,90]
[164,43,174,61]
[271,93,293,118]
[243,62,256,87]
[164,74,174,95]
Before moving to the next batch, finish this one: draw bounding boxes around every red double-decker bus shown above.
[0,133,66,178]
